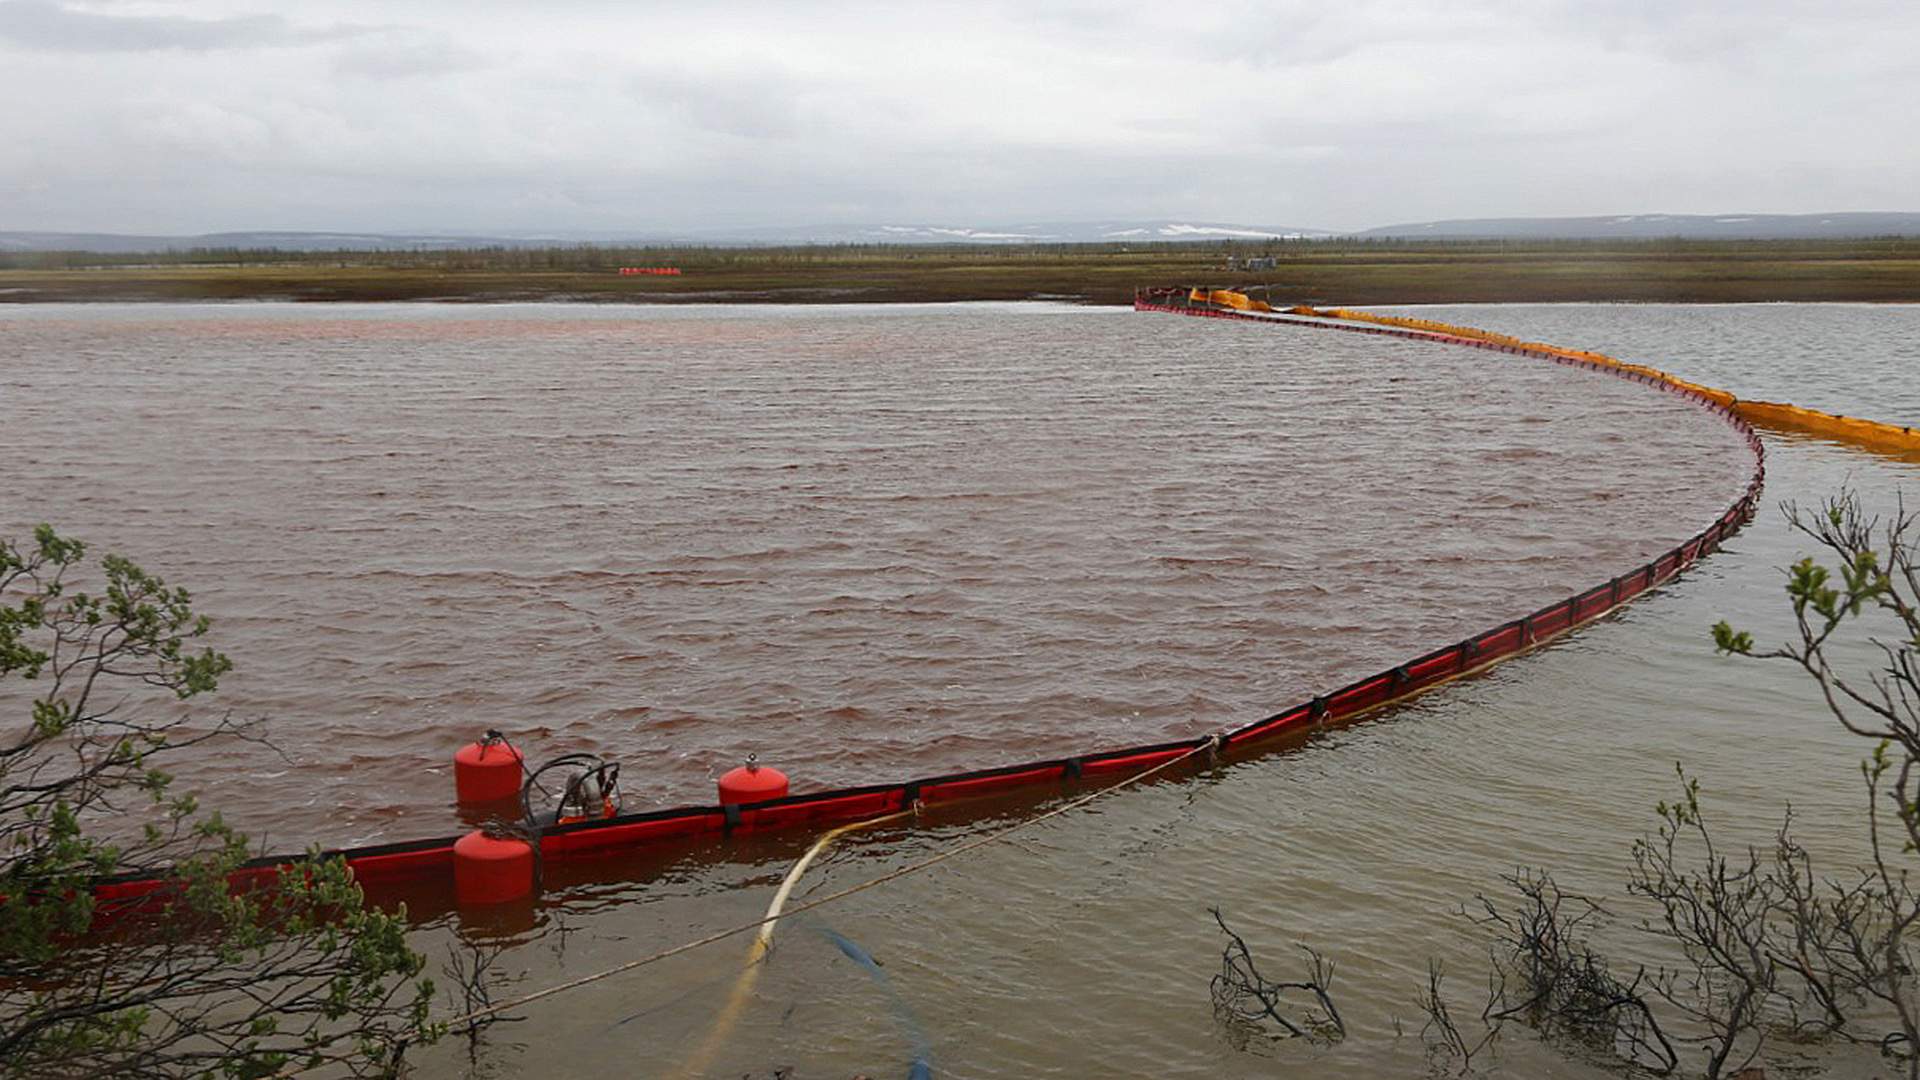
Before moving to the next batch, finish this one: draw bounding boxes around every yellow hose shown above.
[671,808,915,1077]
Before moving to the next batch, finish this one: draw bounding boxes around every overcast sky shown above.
[2,0,1916,234]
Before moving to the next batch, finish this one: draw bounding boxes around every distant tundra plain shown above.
[6,238,1920,305]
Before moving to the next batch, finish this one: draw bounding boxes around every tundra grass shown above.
[5,240,1920,305]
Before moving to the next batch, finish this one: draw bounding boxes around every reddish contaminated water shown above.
[15,300,1910,1080]
[0,302,1752,850]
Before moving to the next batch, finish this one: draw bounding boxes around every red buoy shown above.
[717,755,788,805]
[454,733,523,805]
[453,829,535,905]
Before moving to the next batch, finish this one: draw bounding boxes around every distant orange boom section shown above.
[1289,305,1920,456]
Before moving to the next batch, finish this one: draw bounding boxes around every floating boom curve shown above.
[92,294,1770,915]
[1259,296,1918,457]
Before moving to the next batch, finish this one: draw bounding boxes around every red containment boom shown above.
[453,732,523,804]
[85,301,1770,917]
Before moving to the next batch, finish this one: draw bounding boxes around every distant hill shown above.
[0,221,1328,253]
[676,221,1331,244]
[1354,212,1920,240]
[5,213,1919,254]
[0,231,540,253]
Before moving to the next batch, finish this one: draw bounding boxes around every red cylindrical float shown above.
[454,736,524,804]
[717,756,788,805]
[453,829,535,905]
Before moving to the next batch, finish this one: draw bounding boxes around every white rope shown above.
[670,807,915,1077]
[437,734,1221,1031]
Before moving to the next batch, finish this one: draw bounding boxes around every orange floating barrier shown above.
[453,732,523,805]
[1274,302,1918,456]
[453,829,535,905]
[717,755,789,805]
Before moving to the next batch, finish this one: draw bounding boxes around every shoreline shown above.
[9,294,1920,309]
[6,239,1920,306]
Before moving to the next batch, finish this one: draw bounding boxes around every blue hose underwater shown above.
[816,924,933,1080]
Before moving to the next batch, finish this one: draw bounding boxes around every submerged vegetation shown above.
[6,238,1920,305]
[1221,490,1920,1078]
[0,527,433,1077]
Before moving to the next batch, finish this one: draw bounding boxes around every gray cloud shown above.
[0,0,372,52]
[0,0,1915,233]
[330,33,489,80]
[625,68,805,141]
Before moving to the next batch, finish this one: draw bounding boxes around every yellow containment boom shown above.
[1207,289,1273,313]
[1730,401,1920,456]
[1270,303,1920,457]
